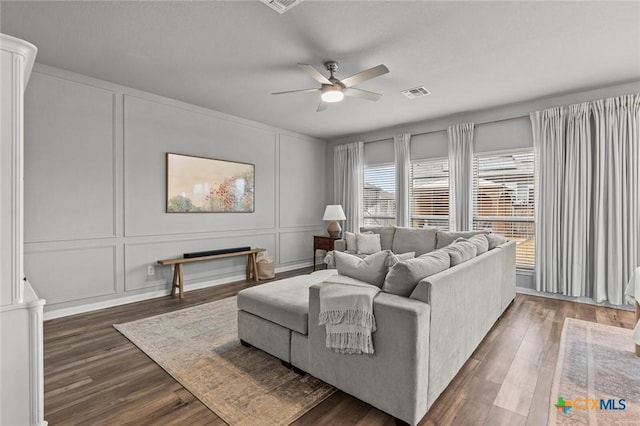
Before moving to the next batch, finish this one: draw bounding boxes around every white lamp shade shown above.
[322,204,346,221]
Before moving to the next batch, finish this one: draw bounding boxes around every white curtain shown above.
[447,122,474,231]
[562,102,592,297]
[591,95,640,304]
[334,142,364,233]
[532,94,640,304]
[394,133,411,228]
[531,107,565,294]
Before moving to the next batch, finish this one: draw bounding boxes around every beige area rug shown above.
[549,318,640,425]
[114,297,335,426]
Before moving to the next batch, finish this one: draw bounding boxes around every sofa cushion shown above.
[391,227,437,256]
[356,233,382,255]
[441,240,477,265]
[386,251,416,267]
[436,230,486,249]
[334,250,390,287]
[486,233,507,250]
[457,234,489,255]
[382,249,450,297]
[360,226,396,251]
[237,273,330,334]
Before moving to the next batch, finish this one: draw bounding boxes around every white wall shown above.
[23,64,327,317]
[325,80,640,289]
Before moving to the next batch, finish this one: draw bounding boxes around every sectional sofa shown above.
[237,226,516,425]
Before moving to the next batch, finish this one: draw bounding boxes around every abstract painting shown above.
[166,153,254,213]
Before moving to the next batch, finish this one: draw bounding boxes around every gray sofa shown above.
[237,226,516,425]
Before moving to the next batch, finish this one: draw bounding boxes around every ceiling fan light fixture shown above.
[321,86,344,103]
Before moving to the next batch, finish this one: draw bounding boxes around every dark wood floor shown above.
[43,268,636,426]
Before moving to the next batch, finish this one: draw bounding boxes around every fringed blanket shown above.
[318,277,380,354]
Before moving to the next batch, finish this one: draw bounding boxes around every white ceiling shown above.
[2,1,639,140]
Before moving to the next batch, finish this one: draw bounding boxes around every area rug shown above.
[114,297,335,426]
[549,318,640,425]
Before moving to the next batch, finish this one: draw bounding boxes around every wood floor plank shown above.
[42,270,636,425]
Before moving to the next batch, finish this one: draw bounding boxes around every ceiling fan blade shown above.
[344,87,383,102]
[341,64,389,88]
[317,101,328,112]
[298,63,332,85]
[272,88,320,95]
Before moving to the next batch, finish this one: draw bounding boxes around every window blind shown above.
[363,164,396,227]
[409,158,449,230]
[473,150,535,268]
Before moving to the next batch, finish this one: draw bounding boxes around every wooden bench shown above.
[157,248,266,299]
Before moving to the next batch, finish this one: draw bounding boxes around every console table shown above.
[313,235,339,271]
[158,248,265,299]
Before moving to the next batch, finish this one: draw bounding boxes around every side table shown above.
[313,235,339,271]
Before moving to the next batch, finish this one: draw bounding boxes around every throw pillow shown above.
[344,231,357,252]
[456,234,489,255]
[334,250,391,288]
[486,233,507,250]
[436,230,487,249]
[382,250,450,297]
[386,251,416,267]
[360,226,396,250]
[356,233,382,255]
[441,240,477,266]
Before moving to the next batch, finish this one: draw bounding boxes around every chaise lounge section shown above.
[237,227,516,425]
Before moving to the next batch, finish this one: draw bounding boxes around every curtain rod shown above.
[360,114,530,144]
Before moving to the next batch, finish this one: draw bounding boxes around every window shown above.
[363,164,396,227]
[410,158,449,229]
[473,150,535,268]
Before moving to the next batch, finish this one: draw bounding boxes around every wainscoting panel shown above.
[279,229,325,264]
[123,95,277,238]
[124,233,277,291]
[278,134,326,229]
[24,73,116,242]
[24,245,117,306]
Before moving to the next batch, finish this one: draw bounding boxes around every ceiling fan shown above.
[272,61,389,112]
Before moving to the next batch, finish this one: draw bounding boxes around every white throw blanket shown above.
[318,276,380,354]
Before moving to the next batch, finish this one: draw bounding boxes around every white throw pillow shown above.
[382,250,450,297]
[344,231,357,252]
[441,240,477,266]
[456,234,489,255]
[334,250,390,288]
[356,233,382,255]
[386,251,416,267]
[486,233,507,250]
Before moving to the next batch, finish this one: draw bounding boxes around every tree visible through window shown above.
[410,158,449,229]
[473,150,535,268]
[363,164,396,227]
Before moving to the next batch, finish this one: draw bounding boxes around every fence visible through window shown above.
[473,151,535,268]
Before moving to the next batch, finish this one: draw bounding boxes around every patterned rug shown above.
[114,296,335,426]
[549,318,640,425]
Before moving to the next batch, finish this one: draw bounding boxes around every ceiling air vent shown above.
[401,86,431,99]
[260,0,303,14]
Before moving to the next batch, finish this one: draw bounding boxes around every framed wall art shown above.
[166,152,255,213]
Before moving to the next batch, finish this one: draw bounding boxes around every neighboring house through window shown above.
[409,158,449,230]
[363,163,396,227]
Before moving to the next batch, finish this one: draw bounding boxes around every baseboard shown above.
[43,261,313,320]
[516,286,634,311]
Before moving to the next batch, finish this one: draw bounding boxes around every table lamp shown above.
[323,205,346,237]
